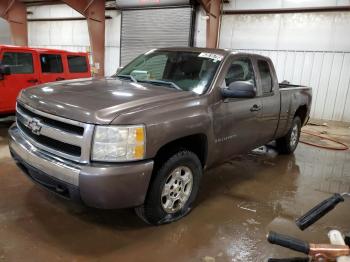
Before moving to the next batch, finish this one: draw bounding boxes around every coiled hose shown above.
[300,130,349,151]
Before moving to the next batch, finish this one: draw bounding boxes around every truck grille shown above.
[16,103,94,163]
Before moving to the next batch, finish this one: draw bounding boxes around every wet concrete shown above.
[0,121,349,261]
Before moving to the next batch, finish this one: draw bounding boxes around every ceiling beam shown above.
[223,5,350,15]
[22,1,62,7]
[28,15,112,21]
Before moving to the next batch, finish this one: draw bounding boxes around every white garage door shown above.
[219,12,350,122]
[121,7,194,66]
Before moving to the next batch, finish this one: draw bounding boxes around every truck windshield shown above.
[117,50,223,94]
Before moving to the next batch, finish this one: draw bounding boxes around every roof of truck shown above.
[154,47,271,60]
[156,46,233,55]
[0,45,88,55]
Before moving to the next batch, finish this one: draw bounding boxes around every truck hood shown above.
[18,78,196,124]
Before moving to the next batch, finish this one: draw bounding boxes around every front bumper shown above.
[9,124,154,209]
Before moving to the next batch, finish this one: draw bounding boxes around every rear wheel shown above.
[135,150,202,225]
[276,116,301,154]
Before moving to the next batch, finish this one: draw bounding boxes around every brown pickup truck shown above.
[8,47,312,225]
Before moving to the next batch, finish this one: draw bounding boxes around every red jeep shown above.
[0,45,91,115]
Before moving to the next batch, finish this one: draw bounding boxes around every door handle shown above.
[27,79,39,83]
[250,104,262,112]
[56,77,65,81]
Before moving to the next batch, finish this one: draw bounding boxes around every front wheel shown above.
[135,150,202,225]
[276,116,301,154]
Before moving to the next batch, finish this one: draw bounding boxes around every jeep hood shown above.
[18,78,196,124]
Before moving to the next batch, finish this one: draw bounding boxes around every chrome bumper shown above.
[9,123,154,209]
[9,124,80,186]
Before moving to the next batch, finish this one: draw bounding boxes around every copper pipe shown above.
[309,244,350,261]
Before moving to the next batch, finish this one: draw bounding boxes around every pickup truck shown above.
[8,47,312,225]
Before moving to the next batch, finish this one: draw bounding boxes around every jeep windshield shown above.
[116,50,223,94]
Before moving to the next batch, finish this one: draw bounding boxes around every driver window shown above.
[225,58,255,88]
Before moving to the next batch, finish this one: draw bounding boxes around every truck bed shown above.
[279,83,310,89]
[274,83,312,139]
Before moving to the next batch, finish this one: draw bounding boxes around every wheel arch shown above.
[294,105,308,126]
[152,133,208,171]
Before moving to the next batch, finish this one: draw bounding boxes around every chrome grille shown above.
[16,103,94,163]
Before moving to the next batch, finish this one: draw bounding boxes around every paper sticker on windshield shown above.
[198,53,223,62]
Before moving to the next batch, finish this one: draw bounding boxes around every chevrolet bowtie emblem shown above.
[28,118,42,135]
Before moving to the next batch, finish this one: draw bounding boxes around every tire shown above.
[135,150,202,225]
[276,116,301,154]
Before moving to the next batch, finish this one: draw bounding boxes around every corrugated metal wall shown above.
[27,4,121,76]
[233,49,350,122]
[219,12,350,122]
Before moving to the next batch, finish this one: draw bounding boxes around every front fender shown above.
[112,96,213,160]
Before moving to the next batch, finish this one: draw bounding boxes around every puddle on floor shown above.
[0,124,349,261]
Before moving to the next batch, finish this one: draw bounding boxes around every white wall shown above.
[224,0,350,10]
[27,4,121,76]
[194,6,207,48]
[105,10,121,75]
[219,10,350,122]
[220,12,350,52]
[0,18,11,45]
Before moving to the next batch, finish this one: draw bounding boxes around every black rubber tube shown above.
[268,258,309,262]
[267,232,310,255]
[296,193,344,230]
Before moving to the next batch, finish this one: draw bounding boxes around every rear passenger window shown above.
[2,52,33,74]
[257,60,273,94]
[40,54,63,73]
[67,55,88,73]
[225,58,256,87]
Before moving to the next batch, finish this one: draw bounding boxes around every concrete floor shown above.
[0,121,349,262]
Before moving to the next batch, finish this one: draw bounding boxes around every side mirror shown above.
[221,81,256,98]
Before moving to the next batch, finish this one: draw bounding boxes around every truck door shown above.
[0,49,40,113]
[211,56,263,161]
[39,52,66,83]
[254,58,280,145]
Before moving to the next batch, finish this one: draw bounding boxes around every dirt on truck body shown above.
[8,47,312,225]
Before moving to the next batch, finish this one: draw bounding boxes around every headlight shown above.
[92,125,145,162]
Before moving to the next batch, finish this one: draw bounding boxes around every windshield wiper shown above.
[139,79,182,91]
[116,74,138,83]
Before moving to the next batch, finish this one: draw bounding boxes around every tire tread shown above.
[277,116,301,155]
[135,150,202,225]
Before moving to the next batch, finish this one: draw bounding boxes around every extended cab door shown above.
[253,57,280,145]
[0,49,40,112]
[38,52,66,83]
[211,55,263,161]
